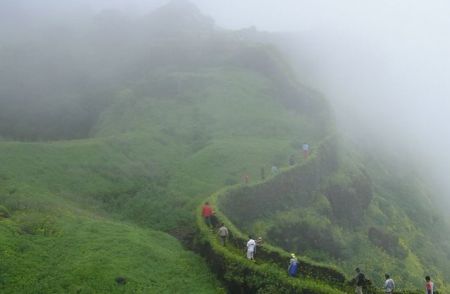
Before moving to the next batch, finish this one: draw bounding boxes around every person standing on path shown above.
[354,267,366,294]
[289,154,295,166]
[201,202,214,228]
[302,143,310,159]
[246,236,256,261]
[271,165,279,176]
[288,253,299,277]
[217,223,229,246]
[425,276,434,294]
[384,274,395,294]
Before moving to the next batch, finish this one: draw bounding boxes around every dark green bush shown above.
[368,227,408,259]
[16,213,59,236]
[0,205,10,219]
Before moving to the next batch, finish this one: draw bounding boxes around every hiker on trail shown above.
[253,237,263,255]
[289,154,295,166]
[256,237,263,247]
[243,174,249,184]
[354,267,366,294]
[288,253,299,277]
[425,276,434,294]
[271,165,279,175]
[217,223,229,246]
[302,143,309,159]
[384,274,395,294]
[260,167,265,180]
[246,236,256,261]
[202,202,214,228]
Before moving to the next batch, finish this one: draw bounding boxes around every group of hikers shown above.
[352,267,437,294]
[241,143,310,184]
[202,202,438,293]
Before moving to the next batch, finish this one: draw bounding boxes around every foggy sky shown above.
[192,0,450,204]
[3,0,450,201]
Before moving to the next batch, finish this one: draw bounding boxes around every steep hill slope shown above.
[0,1,330,292]
[220,136,450,291]
[1,1,449,293]
[0,140,222,293]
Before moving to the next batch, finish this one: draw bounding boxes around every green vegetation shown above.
[0,214,220,293]
[220,136,450,292]
[0,2,327,290]
[0,1,449,293]
[196,188,349,294]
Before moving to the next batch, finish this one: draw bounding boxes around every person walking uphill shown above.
[202,202,214,228]
[302,143,310,159]
[425,276,434,294]
[354,268,366,294]
[246,236,256,261]
[217,223,229,246]
[384,274,395,294]
[288,253,299,277]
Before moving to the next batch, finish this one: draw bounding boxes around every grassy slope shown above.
[0,216,219,293]
[0,141,220,293]
[0,62,324,292]
[221,139,450,291]
[91,67,325,225]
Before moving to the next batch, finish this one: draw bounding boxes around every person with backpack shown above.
[288,253,299,277]
[246,236,256,261]
[384,274,395,294]
[217,223,229,246]
[425,276,434,294]
[354,267,366,294]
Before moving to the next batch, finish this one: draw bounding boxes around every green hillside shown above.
[220,135,450,291]
[0,139,223,293]
[1,1,449,293]
[0,2,329,292]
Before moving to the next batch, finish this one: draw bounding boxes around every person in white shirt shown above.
[302,143,310,159]
[271,165,279,175]
[384,274,395,294]
[246,236,256,260]
[218,223,229,246]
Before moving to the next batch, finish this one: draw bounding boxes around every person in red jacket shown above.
[425,276,434,294]
[202,201,214,227]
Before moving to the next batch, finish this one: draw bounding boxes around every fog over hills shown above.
[1,1,449,292]
[12,0,448,209]
[190,0,450,211]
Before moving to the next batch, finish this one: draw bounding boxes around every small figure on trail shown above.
[289,154,295,166]
[243,174,249,184]
[425,276,434,294]
[253,237,263,255]
[217,223,229,246]
[354,267,366,294]
[246,236,256,261]
[256,237,263,247]
[302,143,310,159]
[260,167,265,180]
[384,274,395,294]
[271,165,279,176]
[288,253,299,277]
[201,201,214,228]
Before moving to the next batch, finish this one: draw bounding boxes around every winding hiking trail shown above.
[194,137,425,294]
[195,138,352,294]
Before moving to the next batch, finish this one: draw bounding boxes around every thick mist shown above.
[42,0,450,206]
[189,0,450,208]
[2,0,450,204]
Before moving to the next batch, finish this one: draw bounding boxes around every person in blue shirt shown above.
[288,253,299,277]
